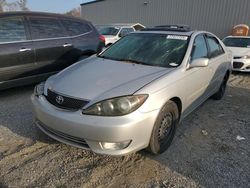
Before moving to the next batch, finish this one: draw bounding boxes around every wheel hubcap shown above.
[158,113,173,142]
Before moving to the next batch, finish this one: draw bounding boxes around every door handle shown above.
[19,48,32,52]
[63,43,73,47]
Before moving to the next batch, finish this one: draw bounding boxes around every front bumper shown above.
[31,95,159,156]
[232,59,250,72]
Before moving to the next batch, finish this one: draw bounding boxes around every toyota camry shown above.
[31,25,232,156]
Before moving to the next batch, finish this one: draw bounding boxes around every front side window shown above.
[206,36,224,58]
[126,28,134,33]
[223,37,250,48]
[99,27,119,36]
[119,28,130,37]
[61,19,91,36]
[0,17,26,43]
[99,33,189,68]
[29,17,65,39]
[191,35,208,60]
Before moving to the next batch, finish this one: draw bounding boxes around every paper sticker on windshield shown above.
[167,35,188,40]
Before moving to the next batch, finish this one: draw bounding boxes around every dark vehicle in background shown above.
[0,12,105,90]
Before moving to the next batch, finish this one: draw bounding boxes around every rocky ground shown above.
[0,73,249,188]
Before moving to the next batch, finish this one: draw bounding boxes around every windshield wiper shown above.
[121,59,149,66]
[98,55,149,66]
[97,55,124,61]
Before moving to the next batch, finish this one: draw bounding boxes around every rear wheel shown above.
[211,73,229,100]
[148,101,179,154]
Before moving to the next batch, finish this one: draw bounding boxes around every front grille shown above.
[233,62,244,69]
[38,121,89,149]
[234,56,243,59]
[46,89,89,111]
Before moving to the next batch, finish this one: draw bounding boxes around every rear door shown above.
[60,18,97,60]
[27,16,73,74]
[205,35,227,93]
[0,16,35,82]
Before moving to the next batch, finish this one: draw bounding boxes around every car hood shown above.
[46,56,172,102]
[227,47,250,56]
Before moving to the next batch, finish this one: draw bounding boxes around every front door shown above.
[182,34,212,117]
[0,16,35,82]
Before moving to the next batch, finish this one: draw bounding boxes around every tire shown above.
[148,101,179,154]
[211,73,229,100]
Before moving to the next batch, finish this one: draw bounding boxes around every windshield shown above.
[99,27,119,36]
[99,33,189,68]
[223,37,250,48]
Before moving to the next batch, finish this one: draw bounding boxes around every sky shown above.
[25,0,94,13]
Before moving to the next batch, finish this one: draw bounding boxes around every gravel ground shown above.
[0,73,249,188]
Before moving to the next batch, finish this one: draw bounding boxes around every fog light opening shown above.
[100,140,132,151]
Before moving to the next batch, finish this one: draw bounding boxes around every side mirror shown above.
[189,58,209,68]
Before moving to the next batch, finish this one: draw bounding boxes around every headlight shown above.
[34,82,45,96]
[242,55,250,59]
[83,95,148,116]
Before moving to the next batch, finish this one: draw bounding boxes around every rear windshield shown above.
[223,37,250,48]
[99,33,189,68]
[99,27,119,36]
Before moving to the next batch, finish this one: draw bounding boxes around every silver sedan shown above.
[32,26,232,156]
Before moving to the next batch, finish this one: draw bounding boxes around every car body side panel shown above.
[0,41,36,82]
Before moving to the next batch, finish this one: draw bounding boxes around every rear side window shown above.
[191,35,208,60]
[0,17,26,43]
[206,36,224,58]
[29,17,65,39]
[61,19,92,36]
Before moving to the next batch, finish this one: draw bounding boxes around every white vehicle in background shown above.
[96,23,145,46]
[223,36,250,72]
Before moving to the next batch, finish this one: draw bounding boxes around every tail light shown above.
[99,35,106,43]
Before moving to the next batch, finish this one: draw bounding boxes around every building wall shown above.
[81,0,250,38]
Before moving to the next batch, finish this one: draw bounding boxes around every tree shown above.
[65,7,81,17]
[0,0,29,12]
[18,0,29,11]
[0,0,6,12]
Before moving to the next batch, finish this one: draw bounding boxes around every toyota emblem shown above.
[56,95,64,104]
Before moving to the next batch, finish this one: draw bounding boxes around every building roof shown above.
[81,0,105,6]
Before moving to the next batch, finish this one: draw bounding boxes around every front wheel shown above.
[148,101,179,154]
[211,74,229,100]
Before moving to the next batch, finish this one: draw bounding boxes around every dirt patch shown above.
[0,73,249,187]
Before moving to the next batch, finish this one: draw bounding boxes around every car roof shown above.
[95,23,144,28]
[224,35,250,39]
[0,11,87,21]
[135,30,195,36]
